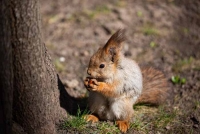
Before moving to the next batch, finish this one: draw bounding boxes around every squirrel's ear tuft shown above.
[103,29,126,62]
[111,29,126,44]
[104,29,126,53]
[105,29,126,48]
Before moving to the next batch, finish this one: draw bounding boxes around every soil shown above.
[40,0,200,133]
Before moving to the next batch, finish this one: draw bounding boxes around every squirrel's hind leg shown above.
[111,99,133,133]
[84,114,99,123]
[116,120,130,133]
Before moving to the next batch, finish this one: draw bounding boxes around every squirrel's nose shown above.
[87,69,91,76]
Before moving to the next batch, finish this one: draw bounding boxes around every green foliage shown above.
[62,108,120,133]
[62,108,88,130]
[137,11,143,17]
[142,25,159,36]
[97,122,120,134]
[172,57,194,72]
[130,106,178,133]
[115,1,127,7]
[182,27,189,34]
[54,59,65,72]
[61,105,179,133]
[150,41,156,48]
[194,101,200,110]
[130,113,149,133]
[63,117,86,130]
[84,5,111,19]
[153,107,177,128]
[171,75,186,84]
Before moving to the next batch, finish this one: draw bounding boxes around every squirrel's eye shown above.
[99,64,105,68]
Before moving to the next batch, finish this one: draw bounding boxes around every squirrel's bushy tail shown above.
[136,67,169,105]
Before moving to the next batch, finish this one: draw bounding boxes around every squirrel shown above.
[84,29,169,133]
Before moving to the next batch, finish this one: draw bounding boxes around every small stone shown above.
[80,51,89,56]
[123,43,129,52]
[118,9,131,22]
[73,51,79,57]
[94,27,105,36]
[83,51,89,56]
[165,126,170,130]
[59,57,65,62]
[60,50,67,56]
[193,124,198,129]
[65,79,79,88]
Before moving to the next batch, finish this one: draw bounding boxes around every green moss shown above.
[84,5,111,19]
[142,25,160,36]
[137,11,143,17]
[172,57,194,72]
[54,59,65,72]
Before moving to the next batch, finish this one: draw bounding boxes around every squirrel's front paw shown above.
[88,79,99,91]
[84,78,99,91]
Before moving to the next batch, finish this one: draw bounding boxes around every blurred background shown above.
[40,0,199,133]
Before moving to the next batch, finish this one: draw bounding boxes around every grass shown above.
[54,59,65,72]
[84,5,111,19]
[130,105,178,133]
[62,107,88,131]
[61,107,120,133]
[97,122,120,134]
[115,0,127,7]
[130,114,148,132]
[153,107,177,128]
[137,11,143,17]
[149,41,157,48]
[142,24,160,36]
[172,57,194,72]
[48,4,112,24]
[182,27,189,34]
[60,105,179,133]
[194,101,200,110]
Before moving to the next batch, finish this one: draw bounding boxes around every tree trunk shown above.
[9,0,71,133]
[0,0,13,134]
[0,0,85,133]
[9,0,66,133]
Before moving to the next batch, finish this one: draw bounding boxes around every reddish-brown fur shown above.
[136,67,169,105]
[84,29,169,133]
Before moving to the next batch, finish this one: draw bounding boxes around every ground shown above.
[40,0,200,133]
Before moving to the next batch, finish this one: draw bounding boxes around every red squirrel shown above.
[84,29,169,133]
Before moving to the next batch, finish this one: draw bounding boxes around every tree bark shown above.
[0,1,13,134]
[0,0,86,133]
[10,0,66,133]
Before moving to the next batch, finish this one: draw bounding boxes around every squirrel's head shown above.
[87,29,126,80]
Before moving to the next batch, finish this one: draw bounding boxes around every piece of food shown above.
[89,79,93,84]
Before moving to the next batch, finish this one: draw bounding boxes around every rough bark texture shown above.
[0,0,87,133]
[0,0,13,134]
[10,0,66,133]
